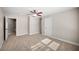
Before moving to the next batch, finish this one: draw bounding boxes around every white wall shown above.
[5,15,29,36]
[6,15,42,36]
[16,15,28,36]
[44,8,79,45]
[0,8,4,48]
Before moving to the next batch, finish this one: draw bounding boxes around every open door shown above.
[16,16,28,36]
[5,16,8,40]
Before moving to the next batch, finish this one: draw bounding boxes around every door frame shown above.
[5,16,17,40]
[28,15,42,35]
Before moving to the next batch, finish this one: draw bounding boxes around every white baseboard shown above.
[16,33,28,36]
[8,33,12,35]
[47,35,79,46]
[29,32,40,35]
[0,40,3,49]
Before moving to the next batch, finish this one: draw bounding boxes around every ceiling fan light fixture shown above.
[32,13,37,16]
[30,10,43,16]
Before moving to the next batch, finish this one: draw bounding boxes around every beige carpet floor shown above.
[0,34,79,51]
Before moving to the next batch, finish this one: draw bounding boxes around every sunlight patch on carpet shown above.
[48,41,60,50]
[41,38,52,45]
[31,43,45,51]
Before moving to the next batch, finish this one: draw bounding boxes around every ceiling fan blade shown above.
[37,14,42,16]
[37,12,42,14]
[30,10,43,16]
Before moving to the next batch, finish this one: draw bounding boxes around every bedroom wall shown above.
[6,15,42,36]
[16,15,29,36]
[5,15,29,36]
[0,8,4,48]
[45,8,79,45]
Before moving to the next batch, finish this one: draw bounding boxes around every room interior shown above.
[0,7,79,51]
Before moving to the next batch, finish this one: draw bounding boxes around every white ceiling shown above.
[2,7,76,16]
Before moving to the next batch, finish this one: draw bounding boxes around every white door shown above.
[5,16,8,40]
[16,16,28,36]
[44,17,53,36]
[29,16,41,35]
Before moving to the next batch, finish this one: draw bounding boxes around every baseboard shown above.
[29,32,40,35]
[0,40,3,49]
[16,33,28,36]
[8,33,12,35]
[47,35,79,46]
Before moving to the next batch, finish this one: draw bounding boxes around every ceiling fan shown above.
[30,10,43,16]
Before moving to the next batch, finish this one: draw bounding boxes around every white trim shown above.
[0,40,3,48]
[47,35,79,46]
[16,33,28,36]
[8,33,12,35]
[29,32,40,35]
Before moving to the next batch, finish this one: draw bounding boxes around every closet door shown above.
[29,16,40,35]
[16,16,28,36]
[44,17,53,36]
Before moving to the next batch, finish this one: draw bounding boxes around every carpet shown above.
[31,38,60,51]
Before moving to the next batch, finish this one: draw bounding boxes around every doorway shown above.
[8,18,16,35]
[5,17,16,40]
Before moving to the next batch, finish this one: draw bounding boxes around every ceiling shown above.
[2,7,76,16]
